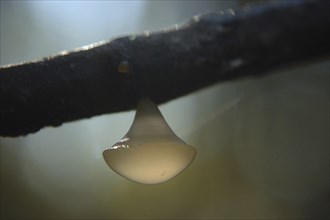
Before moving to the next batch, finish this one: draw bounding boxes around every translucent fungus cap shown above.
[103,98,197,184]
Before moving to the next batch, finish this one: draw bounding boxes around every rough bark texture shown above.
[0,0,329,137]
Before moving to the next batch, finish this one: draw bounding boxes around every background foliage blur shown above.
[1,1,329,219]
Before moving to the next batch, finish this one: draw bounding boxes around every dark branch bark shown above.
[0,0,329,137]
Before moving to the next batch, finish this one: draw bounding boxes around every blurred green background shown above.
[1,1,329,219]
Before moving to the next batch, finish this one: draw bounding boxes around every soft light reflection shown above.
[105,137,131,150]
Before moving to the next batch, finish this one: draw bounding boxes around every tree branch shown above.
[0,0,329,137]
